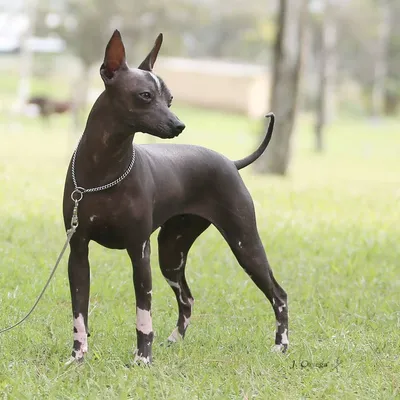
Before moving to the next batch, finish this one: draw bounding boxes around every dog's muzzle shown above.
[173,121,185,135]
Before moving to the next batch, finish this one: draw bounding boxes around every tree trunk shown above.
[371,0,391,117]
[256,0,307,175]
[315,0,337,153]
[16,0,37,112]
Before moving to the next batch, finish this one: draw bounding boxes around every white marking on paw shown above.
[146,290,152,296]
[73,313,88,359]
[136,308,152,335]
[168,327,182,343]
[278,303,287,313]
[281,328,289,345]
[133,351,151,365]
[271,344,286,352]
[276,321,281,329]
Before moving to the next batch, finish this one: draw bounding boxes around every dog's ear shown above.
[100,30,127,82]
[138,33,163,71]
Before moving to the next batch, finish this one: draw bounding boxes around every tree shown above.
[16,0,38,112]
[331,0,398,117]
[59,1,119,131]
[314,0,337,152]
[385,0,400,115]
[256,0,308,175]
[371,0,391,116]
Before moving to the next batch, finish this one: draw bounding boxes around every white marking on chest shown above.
[136,307,152,335]
[89,215,97,222]
[73,313,88,358]
[149,72,161,94]
[238,241,242,248]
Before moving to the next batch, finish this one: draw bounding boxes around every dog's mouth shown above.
[155,125,185,139]
[138,129,181,139]
[135,122,185,139]
[169,130,182,138]
[157,131,181,139]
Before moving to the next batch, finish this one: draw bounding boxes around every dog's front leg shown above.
[67,236,90,363]
[127,239,153,365]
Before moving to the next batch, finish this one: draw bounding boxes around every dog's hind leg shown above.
[225,229,288,351]
[213,193,289,352]
[158,214,211,343]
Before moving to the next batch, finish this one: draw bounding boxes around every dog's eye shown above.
[168,96,173,108]
[139,92,152,101]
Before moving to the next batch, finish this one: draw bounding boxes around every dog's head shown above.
[100,30,185,139]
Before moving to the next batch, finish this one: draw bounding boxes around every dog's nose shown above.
[175,122,185,134]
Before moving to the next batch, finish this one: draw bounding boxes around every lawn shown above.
[0,105,399,399]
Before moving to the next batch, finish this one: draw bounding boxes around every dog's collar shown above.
[71,142,136,197]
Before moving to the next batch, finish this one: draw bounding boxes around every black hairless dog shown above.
[63,30,288,365]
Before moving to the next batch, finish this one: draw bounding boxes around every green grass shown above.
[0,106,399,399]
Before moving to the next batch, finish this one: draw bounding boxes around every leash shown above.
[0,143,136,335]
[0,222,77,334]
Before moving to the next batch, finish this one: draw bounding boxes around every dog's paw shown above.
[64,347,87,366]
[167,327,183,344]
[271,343,288,353]
[133,350,152,366]
[64,355,85,366]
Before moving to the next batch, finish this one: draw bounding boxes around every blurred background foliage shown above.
[0,0,399,174]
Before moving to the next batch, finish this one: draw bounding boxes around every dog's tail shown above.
[234,113,275,170]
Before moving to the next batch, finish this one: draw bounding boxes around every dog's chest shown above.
[80,196,141,250]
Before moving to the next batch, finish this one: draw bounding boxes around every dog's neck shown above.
[74,92,135,188]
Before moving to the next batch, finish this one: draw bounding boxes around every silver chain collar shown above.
[69,138,136,230]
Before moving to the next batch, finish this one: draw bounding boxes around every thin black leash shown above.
[0,142,136,335]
